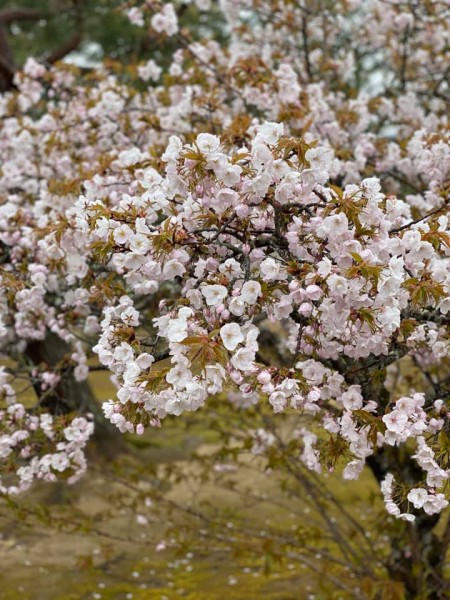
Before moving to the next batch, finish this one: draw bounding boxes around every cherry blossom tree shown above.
[0,0,449,597]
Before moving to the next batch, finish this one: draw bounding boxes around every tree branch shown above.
[46,32,82,63]
[389,201,449,234]
[0,25,15,90]
[301,16,313,81]
[0,8,48,23]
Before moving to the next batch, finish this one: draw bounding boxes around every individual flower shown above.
[230,348,255,371]
[150,3,178,36]
[382,410,409,435]
[407,488,428,509]
[127,7,144,26]
[196,133,221,155]
[305,146,334,171]
[241,281,262,305]
[121,306,140,326]
[229,297,246,316]
[220,323,244,351]
[254,122,284,145]
[340,386,363,410]
[113,224,133,245]
[118,147,143,167]
[138,59,162,82]
[260,257,284,281]
[162,259,186,279]
[202,285,228,306]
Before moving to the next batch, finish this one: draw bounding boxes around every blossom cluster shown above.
[73,127,449,520]
[0,0,448,520]
[0,400,93,494]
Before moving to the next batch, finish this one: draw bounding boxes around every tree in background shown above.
[0,1,449,597]
[0,0,224,89]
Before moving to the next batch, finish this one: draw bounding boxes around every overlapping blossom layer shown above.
[0,0,448,518]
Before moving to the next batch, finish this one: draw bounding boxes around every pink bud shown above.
[236,204,249,218]
[299,302,313,316]
[305,284,323,300]
[257,371,271,384]
[307,389,321,402]
[230,370,243,384]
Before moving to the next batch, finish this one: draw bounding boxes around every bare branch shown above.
[46,32,82,64]
[301,16,313,81]
[389,201,450,234]
[0,25,15,90]
[0,8,48,23]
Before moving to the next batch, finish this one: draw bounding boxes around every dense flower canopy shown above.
[0,0,449,523]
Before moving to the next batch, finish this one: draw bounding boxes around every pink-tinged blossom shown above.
[241,281,262,305]
[0,0,448,525]
[382,411,409,435]
[196,133,221,155]
[150,3,178,36]
[220,323,244,351]
[202,285,228,306]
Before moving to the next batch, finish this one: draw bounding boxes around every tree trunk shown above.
[25,332,124,457]
[367,448,449,599]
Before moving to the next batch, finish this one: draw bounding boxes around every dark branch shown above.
[301,16,313,81]
[46,32,82,64]
[0,8,48,23]
[0,25,15,90]
[389,201,449,234]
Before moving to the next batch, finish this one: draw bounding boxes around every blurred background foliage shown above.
[0,0,226,70]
